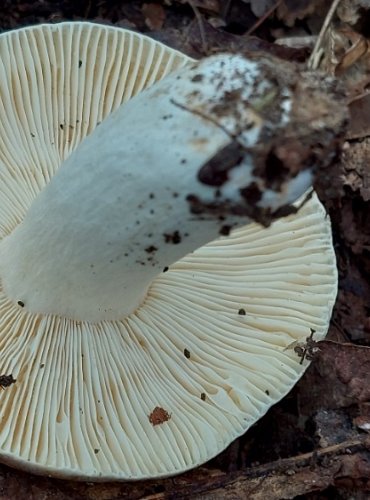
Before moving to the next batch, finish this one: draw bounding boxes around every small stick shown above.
[222,0,234,19]
[244,0,282,37]
[307,0,342,69]
[187,0,208,55]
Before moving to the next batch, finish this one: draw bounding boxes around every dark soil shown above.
[0,1,369,499]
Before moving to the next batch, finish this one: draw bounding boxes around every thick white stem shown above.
[0,54,312,322]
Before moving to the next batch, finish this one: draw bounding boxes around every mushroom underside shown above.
[0,22,337,480]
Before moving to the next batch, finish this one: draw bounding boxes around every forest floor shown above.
[0,1,369,499]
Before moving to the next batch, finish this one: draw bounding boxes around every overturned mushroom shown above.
[0,22,345,480]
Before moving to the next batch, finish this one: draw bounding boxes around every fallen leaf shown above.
[142,3,166,30]
[348,94,370,140]
[315,409,358,447]
[298,341,370,415]
[278,0,325,27]
[337,0,370,25]
[342,140,370,201]
[150,18,311,60]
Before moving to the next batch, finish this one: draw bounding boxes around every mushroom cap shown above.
[0,22,337,480]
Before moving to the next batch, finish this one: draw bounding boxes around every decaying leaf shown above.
[298,341,370,414]
[315,408,358,447]
[337,0,370,25]
[319,25,370,78]
[277,0,328,27]
[348,95,370,141]
[142,3,166,30]
[342,139,370,200]
[166,0,220,15]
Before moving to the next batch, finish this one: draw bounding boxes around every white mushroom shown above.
[0,22,344,480]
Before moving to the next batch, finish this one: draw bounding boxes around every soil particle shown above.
[219,224,232,236]
[148,407,171,426]
[240,182,262,204]
[0,374,16,389]
[197,141,244,187]
[145,245,157,254]
[163,230,181,244]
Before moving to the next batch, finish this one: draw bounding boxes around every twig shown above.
[331,317,352,342]
[307,0,342,70]
[84,0,92,18]
[244,0,282,38]
[241,435,367,477]
[187,0,208,55]
[141,435,369,499]
[222,0,234,19]
[169,98,237,141]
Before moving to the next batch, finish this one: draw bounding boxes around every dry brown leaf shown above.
[353,415,370,432]
[150,19,311,60]
[298,341,370,415]
[327,342,370,401]
[348,95,370,141]
[342,139,370,201]
[340,202,370,254]
[315,409,358,447]
[320,26,370,78]
[277,0,326,27]
[168,0,220,15]
[142,3,166,30]
[191,0,220,14]
[337,0,370,25]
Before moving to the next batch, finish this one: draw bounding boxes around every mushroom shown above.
[0,22,345,480]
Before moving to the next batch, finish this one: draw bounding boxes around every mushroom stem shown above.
[0,53,342,322]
